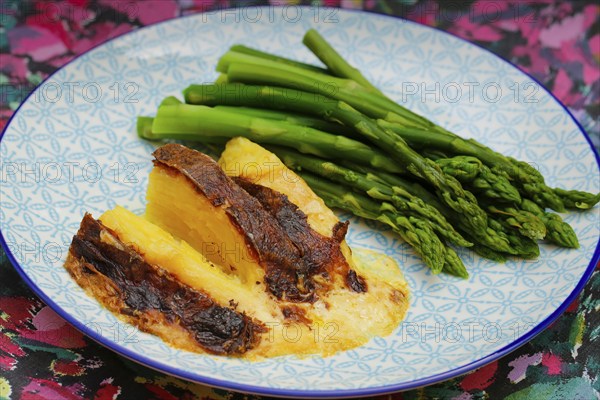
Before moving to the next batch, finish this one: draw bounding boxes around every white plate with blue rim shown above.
[1,7,599,398]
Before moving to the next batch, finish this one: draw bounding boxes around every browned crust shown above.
[152,143,320,302]
[65,214,263,355]
[345,270,367,293]
[233,177,367,294]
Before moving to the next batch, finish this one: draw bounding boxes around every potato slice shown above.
[100,206,281,322]
[218,137,340,238]
[218,137,361,276]
[65,213,264,355]
[218,138,410,356]
[146,143,321,302]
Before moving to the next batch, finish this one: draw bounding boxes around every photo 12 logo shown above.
[199,4,339,24]
[0,81,139,105]
[398,1,538,24]
[400,81,540,104]
[265,321,339,344]
[399,320,536,344]
[219,160,301,185]
[4,241,64,265]
[85,321,139,345]
[28,1,139,24]
[0,161,140,184]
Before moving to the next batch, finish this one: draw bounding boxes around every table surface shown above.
[1,1,599,399]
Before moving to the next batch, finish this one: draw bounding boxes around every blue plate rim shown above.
[0,7,599,398]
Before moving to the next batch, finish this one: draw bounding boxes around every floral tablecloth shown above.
[1,1,599,399]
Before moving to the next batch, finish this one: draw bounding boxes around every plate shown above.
[1,7,599,398]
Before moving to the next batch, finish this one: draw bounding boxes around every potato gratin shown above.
[64,138,409,359]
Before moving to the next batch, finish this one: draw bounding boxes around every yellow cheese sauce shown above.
[253,247,409,359]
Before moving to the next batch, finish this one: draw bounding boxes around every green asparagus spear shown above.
[377,119,566,211]
[442,246,470,278]
[487,218,540,259]
[542,213,580,249]
[302,29,382,94]
[485,205,546,241]
[471,166,522,203]
[402,215,447,274]
[270,146,471,247]
[299,172,450,274]
[553,187,600,210]
[145,103,401,172]
[435,156,521,203]
[301,29,439,128]
[339,161,516,254]
[221,61,424,127]
[216,52,394,121]
[521,199,579,248]
[212,105,351,137]
[230,44,329,74]
[435,156,481,181]
[333,164,508,264]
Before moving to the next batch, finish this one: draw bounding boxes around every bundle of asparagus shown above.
[137,29,599,278]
